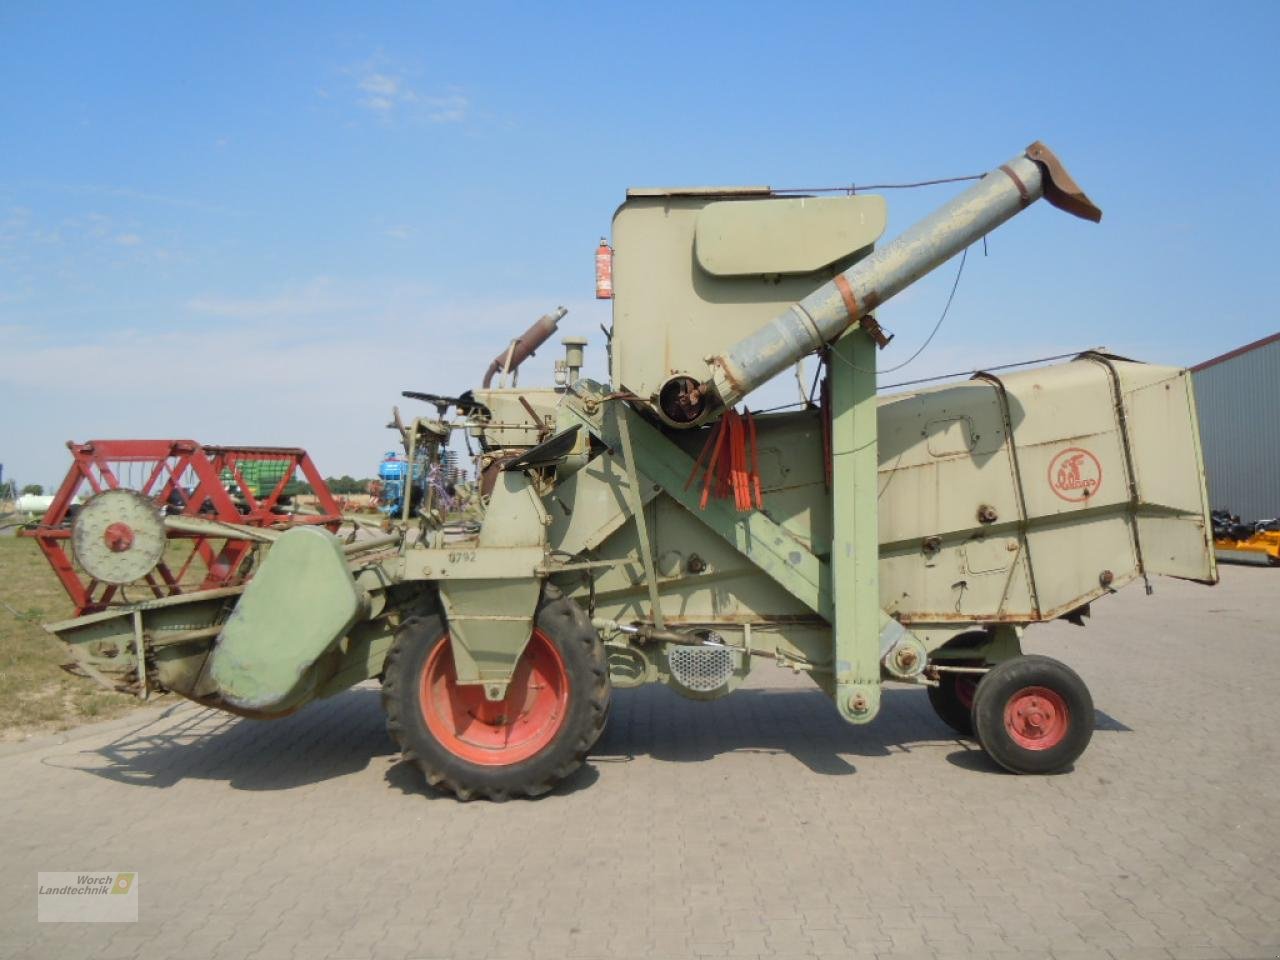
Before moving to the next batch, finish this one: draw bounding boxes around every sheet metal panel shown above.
[1193,336,1280,520]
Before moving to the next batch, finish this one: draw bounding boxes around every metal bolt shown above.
[894,646,919,671]
[686,553,706,574]
[1099,569,1115,588]
[848,693,870,714]
[977,504,998,524]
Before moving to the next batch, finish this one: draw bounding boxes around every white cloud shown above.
[114,233,141,246]
[357,72,400,114]
[84,212,110,239]
[383,225,414,241]
[23,181,243,216]
[185,277,373,320]
[359,73,400,99]
[1,288,610,486]
[346,58,468,123]
[420,92,468,124]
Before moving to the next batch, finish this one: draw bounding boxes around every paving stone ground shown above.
[1,565,1278,960]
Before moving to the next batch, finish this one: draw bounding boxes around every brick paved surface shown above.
[1,565,1278,960]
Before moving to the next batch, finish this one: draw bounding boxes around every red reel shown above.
[24,439,343,615]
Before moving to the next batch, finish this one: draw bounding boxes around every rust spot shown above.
[479,453,520,497]
[834,274,859,321]
[999,163,1031,206]
[1024,141,1103,223]
[899,613,1033,625]
[860,315,893,349]
[517,395,550,441]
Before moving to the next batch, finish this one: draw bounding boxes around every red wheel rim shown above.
[420,629,570,766]
[1003,685,1069,750]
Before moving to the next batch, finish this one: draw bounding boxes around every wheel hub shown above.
[1004,685,1069,750]
[419,629,570,766]
[71,489,167,585]
[103,522,135,553]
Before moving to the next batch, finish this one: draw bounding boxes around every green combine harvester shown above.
[40,141,1216,799]
[222,459,296,501]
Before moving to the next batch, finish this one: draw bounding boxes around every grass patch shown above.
[0,536,153,740]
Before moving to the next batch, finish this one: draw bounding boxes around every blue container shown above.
[378,452,408,515]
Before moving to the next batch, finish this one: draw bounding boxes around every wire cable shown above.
[749,348,1091,415]
[878,350,1089,391]
[773,174,984,195]
[828,245,968,377]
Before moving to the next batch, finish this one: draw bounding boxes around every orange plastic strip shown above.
[747,410,763,510]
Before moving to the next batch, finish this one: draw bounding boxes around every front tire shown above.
[382,589,610,800]
[971,655,1094,774]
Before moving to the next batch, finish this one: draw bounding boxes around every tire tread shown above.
[381,591,610,800]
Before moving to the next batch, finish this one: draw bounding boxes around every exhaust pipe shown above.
[707,141,1101,408]
[482,306,568,388]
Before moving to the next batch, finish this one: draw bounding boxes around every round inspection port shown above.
[657,376,708,425]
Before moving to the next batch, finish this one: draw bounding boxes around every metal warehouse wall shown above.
[1193,336,1280,520]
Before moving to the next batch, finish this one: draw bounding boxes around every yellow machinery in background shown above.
[1212,510,1280,565]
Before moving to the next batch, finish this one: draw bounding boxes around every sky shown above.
[2,1,1278,488]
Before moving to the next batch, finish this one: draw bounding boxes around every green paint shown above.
[617,405,833,622]
[830,328,882,723]
[210,527,363,711]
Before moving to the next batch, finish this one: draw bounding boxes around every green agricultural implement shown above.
[40,141,1216,799]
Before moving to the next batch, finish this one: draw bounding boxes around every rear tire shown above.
[972,655,1093,774]
[926,667,981,736]
[382,588,610,800]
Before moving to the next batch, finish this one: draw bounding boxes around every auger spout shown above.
[706,140,1101,408]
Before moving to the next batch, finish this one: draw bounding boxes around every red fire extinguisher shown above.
[595,238,613,300]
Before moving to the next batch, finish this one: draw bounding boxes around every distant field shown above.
[0,536,151,740]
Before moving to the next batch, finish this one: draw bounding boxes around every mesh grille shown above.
[668,645,735,692]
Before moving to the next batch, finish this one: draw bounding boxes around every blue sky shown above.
[2,1,1278,487]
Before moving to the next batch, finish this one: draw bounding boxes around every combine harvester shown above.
[32,141,1216,799]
